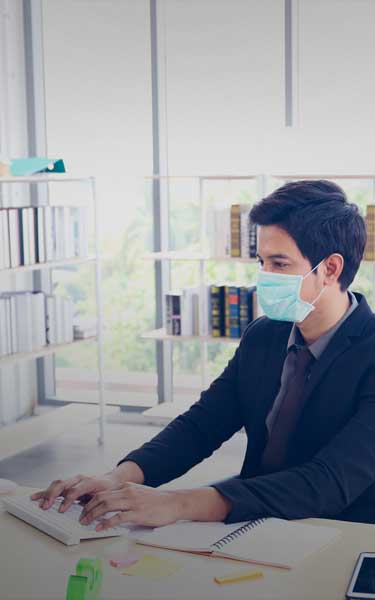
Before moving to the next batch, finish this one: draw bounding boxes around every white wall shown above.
[163,0,375,174]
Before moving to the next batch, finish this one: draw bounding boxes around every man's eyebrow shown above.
[256,253,292,260]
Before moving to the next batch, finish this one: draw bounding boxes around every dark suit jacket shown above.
[118,292,375,524]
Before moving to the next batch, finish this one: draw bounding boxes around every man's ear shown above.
[323,253,344,287]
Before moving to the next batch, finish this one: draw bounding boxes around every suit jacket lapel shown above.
[296,292,373,420]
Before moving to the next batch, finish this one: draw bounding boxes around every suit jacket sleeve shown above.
[212,364,375,523]
[115,327,251,487]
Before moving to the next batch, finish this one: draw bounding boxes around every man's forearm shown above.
[174,487,233,522]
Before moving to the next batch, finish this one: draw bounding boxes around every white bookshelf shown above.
[141,328,239,344]
[143,251,258,264]
[0,256,96,274]
[0,175,106,444]
[142,173,375,414]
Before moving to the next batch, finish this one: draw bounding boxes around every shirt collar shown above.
[287,290,359,360]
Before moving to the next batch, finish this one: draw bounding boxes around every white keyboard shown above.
[2,494,125,545]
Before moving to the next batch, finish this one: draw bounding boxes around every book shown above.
[27,207,36,265]
[18,208,28,265]
[44,206,54,262]
[130,518,340,570]
[240,205,250,258]
[210,285,224,337]
[14,292,33,353]
[8,209,21,268]
[230,205,241,258]
[249,222,257,258]
[228,285,240,337]
[224,285,231,337]
[2,210,10,269]
[165,293,182,335]
[239,285,250,335]
[365,205,375,261]
[35,207,46,263]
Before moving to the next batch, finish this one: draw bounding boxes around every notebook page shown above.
[216,518,341,567]
[131,520,249,552]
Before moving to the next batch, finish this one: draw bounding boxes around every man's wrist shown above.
[173,487,232,522]
[105,461,145,487]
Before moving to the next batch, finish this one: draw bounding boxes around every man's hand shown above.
[30,474,121,513]
[29,461,144,513]
[79,483,233,530]
[79,483,181,529]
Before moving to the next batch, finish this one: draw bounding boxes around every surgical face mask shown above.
[256,259,326,323]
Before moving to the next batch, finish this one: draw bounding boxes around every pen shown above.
[214,569,264,585]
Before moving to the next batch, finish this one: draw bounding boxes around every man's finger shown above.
[96,511,137,531]
[58,480,96,513]
[81,498,131,525]
[30,480,66,509]
[30,491,46,500]
[79,489,127,521]
[30,475,86,510]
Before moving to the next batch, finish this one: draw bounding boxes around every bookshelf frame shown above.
[0,175,106,445]
[142,173,375,412]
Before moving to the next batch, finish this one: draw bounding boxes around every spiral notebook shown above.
[130,518,340,570]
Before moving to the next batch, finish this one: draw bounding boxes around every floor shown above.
[0,420,247,491]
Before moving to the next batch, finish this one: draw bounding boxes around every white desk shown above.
[0,485,372,600]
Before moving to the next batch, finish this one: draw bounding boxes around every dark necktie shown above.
[259,346,315,474]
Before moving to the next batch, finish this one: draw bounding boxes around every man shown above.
[32,179,375,531]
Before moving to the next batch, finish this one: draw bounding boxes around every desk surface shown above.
[0,485,372,600]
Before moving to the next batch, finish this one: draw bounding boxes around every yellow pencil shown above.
[214,569,264,585]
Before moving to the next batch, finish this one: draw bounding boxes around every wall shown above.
[163,0,375,174]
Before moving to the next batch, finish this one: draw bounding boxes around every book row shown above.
[208,204,257,259]
[0,206,88,270]
[0,291,74,357]
[165,284,262,338]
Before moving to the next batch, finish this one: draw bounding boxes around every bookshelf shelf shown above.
[143,251,258,263]
[0,175,92,184]
[143,252,375,264]
[0,175,106,446]
[0,336,97,367]
[0,256,96,274]
[141,328,240,344]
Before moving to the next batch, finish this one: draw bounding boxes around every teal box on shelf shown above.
[10,158,65,176]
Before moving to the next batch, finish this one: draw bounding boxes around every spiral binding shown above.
[211,518,267,551]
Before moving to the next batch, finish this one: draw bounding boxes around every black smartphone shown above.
[346,553,375,599]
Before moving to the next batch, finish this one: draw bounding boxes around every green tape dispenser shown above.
[66,557,102,600]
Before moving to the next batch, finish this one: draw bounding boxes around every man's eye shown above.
[274,262,288,268]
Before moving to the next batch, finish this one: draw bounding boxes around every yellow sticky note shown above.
[122,553,182,579]
[214,569,263,585]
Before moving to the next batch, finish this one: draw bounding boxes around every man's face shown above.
[256,224,324,305]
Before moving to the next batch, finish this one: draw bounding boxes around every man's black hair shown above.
[249,179,367,291]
